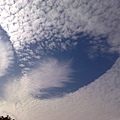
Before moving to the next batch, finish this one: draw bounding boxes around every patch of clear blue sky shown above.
[0,25,118,99]
[33,33,119,99]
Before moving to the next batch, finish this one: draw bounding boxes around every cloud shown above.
[27,58,73,97]
[0,57,119,120]
[0,27,14,77]
[0,0,120,120]
[2,58,73,100]
[0,0,119,49]
[0,0,119,72]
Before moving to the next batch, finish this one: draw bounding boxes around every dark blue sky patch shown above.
[11,30,119,99]
[34,34,119,99]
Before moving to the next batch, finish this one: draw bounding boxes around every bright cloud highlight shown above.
[27,58,73,96]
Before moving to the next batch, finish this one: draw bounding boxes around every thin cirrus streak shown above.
[27,58,73,97]
[3,58,73,101]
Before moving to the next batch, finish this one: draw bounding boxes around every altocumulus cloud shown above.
[0,0,119,74]
[0,0,120,120]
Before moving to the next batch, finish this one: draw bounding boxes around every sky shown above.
[0,0,120,120]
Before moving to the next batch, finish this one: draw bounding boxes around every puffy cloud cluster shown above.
[0,0,119,50]
[0,0,120,74]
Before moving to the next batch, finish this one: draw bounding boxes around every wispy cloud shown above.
[3,58,73,101]
[27,58,73,96]
[0,27,14,77]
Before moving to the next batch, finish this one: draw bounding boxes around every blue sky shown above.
[0,0,120,120]
[1,30,118,99]
[32,35,119,99]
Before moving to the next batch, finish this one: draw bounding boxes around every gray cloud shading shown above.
[0,0,120,120]
[27,58,73,97]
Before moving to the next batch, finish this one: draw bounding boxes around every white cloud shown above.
[27,58,73,96]
[0,0,119,69]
